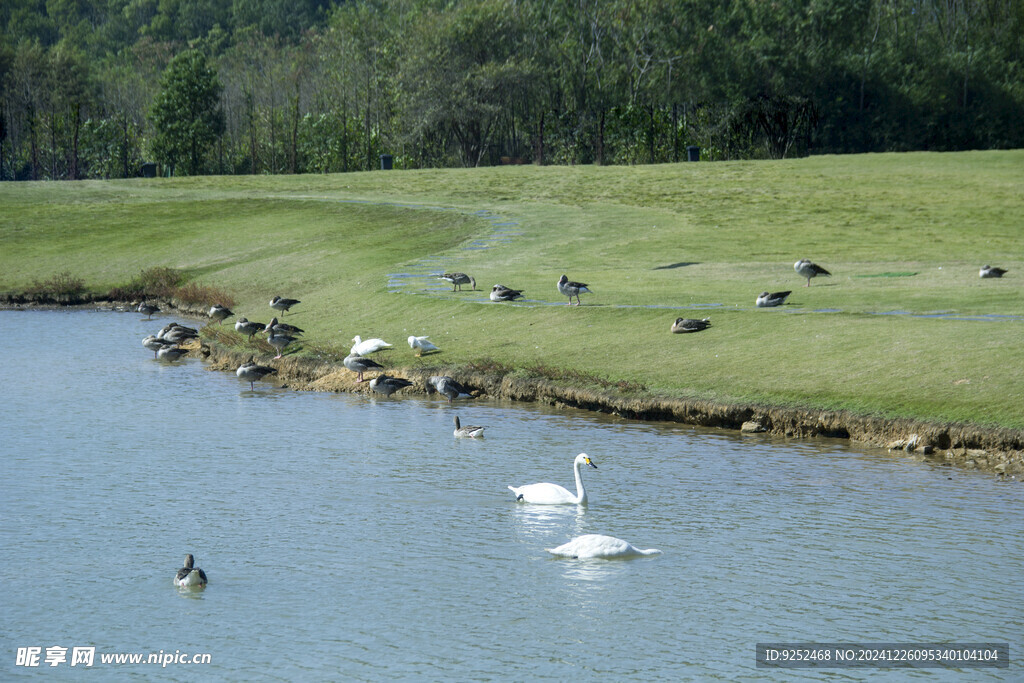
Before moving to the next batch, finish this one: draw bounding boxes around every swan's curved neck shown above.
[573,459,587,504]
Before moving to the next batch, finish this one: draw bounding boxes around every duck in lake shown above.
[269,296,301,314]
[236,356,278,390]
[438,272,476,291]
[427,376,473,403]
[670,317,711,333]
[174,553,208,588]
[208,304,234,325]
[557,274,591,305]
[408,335,440,356]
[979,265,1007,278]
[794,259,831,286]
[344,352,385,383]
[369,375,414,397]
[142,335,174,358]
[490,284,525,302]
[508,453,598,505]
[756,291,792,307]
[453,415,485,438]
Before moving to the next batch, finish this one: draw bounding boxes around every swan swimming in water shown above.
[508,453,597,505]
[546,534,662,559]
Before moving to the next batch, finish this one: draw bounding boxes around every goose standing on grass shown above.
[344,352,385,383]
[174,554,208,587]
[369,375,414,397]
[234,317,266,341]
[427,376,472,404]
[156,345,188,362]
[267,329,297,359]
[557,275,591,305]
[794,259,831,287]
[508,453,598,505]
[546,534,662,559]
[269,296,301,314]
[453,416,485,438]
[490,284,525,302]
[236,356,278,390]
[408,335,440,356]
[351,335,393,355]
[980,265,1007,278]
[142,335,174,358]
[137,302,160,319]
[208,304,234,325]
[438,272,476,291]
[756,291,791,307]
[264,317,304,337]
[671,317,712,333]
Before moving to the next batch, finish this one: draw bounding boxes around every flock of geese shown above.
[150,257,1010,578]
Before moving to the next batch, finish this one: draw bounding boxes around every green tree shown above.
[149,49,225,175]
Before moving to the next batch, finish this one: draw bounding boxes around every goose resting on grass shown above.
[670,317,711,333]
[794,259,831,287]
[235,317,266,341]
[408,335,440,356]
[508,453,597,505]
[351,335,393,355]
[756,291,791,307]
[557,275,591,305]
[174,553,208,587]
[490,284,525,302]
[344,353,385,383]
[265,317,304,336]
[980,265,1007,278]
[438,272,476,291]
[546,534,662,559]
[453,416,485,438]
[236,356,278,390]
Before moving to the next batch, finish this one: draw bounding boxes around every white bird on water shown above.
[546,534,662,559]
[408,335,440,356]
[508,453,598,505]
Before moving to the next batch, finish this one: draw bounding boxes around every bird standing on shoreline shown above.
[236,356,278,390]
[142,335,174,358]
[208,304,234,325]
[157,345,188,362]
[408,335,440,356]
[234,317,266,341]
[794,259,831,287]
[369,375,414,397]
[137,302,159,319]
[427,376,472,403]
[344,353,384,383]
[557,275,591,305]
[438,272,476,291]
[267,329,297,359]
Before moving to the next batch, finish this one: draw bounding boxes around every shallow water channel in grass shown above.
[2,310,1021,680]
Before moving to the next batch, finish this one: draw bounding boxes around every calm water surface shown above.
[1,310,1021,680]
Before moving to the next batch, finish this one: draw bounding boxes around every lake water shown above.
[2,310,1021,680]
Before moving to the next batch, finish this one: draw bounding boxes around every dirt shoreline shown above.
[6,298,1022,476]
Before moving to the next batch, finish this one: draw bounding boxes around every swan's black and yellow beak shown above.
[585,457,597,469]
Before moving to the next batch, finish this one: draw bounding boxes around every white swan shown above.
[546,534,662,559]
[408,335,440,356]
[508,453,597,505]
[351,335,393,355]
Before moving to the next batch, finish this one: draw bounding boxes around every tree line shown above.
[2,0,1021,180]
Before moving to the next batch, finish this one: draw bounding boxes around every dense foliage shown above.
[2,0,1022,179]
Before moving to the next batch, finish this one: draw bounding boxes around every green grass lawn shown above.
[2,150,1022,428]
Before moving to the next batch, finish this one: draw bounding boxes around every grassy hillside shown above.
[2,151,1022,428]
